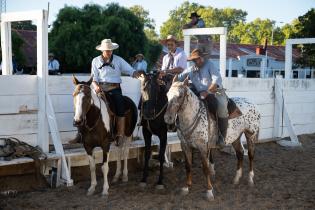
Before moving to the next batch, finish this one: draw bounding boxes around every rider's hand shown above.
[132,70,142,78]
[94,84,101,94]
[200,91,208,99]
[208,83,218,93]
[158,70,166,77]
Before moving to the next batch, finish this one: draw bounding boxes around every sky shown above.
[5,0,315,31]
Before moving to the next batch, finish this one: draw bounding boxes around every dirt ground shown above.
[0,134,314,210]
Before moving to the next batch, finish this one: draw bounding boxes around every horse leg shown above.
[181,144,192,195]
[122,136,131,182]
[140,127,152,187]
[87,154,97,196]
[156,132,167,189]
[232,136,244,185]
[200,149,214,201]
[113,146,122,183]
[245,130,256,187]
[101,151,110,196]
[209,148,215,176]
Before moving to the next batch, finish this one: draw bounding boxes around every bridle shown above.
[172,85,202,140]
[74,84,102,132]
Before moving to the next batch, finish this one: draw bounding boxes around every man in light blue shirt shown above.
[133,54,148,72]
[178,49,228,147]
[48,53,60,75]
[91,39,141,143]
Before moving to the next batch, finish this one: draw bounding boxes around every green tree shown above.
[160,1,247,41]
[229,18,275,45]
[49,3,160,73]
[129,5,155,29]
[292,8,315,68]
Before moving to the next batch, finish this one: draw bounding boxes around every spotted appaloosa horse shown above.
[164,76,260,201]
[72,76,135,196]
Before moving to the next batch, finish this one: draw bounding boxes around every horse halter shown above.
[73,84,102,132]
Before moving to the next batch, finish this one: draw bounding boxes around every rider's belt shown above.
[99,82,120,92]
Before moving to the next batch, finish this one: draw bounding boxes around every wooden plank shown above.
[51,95,73,113]
[223,78,274,92]
[0,75,37,95]
[0,95,38,114]
[285,103,315,115]
[256,104,274,117]
[0,114,37,135]
[227,91,274,104]
[282,79,315,91]
[260,116,274,129]
[283,91,315,103]
[48,76,140,95]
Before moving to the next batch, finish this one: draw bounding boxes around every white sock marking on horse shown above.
[102,153,110,195]
[210,163,215,176]
[87,155,97,195]
[91,92,110,132]
[122,139,130,182]
[206,189,214,201]
[113,149,121,183]
[233,168,242,184]
[74,92,84,122]
[248,170,254,186]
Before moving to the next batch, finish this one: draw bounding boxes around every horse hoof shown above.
[112,176,119,183]
[101,190,109,196]
[180,187,189,196]
[248,180,255,187]
[122,176,128,183]
[155,184,165,190]
[86,189,95,196]
[206,190,214,201]
[139,182,147,188]
[233,179,240,185]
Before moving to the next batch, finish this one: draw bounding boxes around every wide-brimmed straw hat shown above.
[162,34,177,44]
[136,53,144,58]
[187,49,204,61]
[189,12,201,19]
[96,39,119,51]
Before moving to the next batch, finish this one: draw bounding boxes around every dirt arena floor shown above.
[0,134,314,210]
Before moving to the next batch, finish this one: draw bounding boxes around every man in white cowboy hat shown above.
[91,39,141,143]
[178,48,228,148]
[133,53,148,72]
[159,35,187,77]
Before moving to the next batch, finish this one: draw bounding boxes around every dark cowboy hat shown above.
[189,12,201,19]
[187,48,207,61]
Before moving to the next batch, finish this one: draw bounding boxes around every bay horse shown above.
[138,72,168,189]
[164,76,260,201]
[72,75,137,196]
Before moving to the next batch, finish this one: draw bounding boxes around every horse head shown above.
[139,71,167,119]
[72,75,93,127]
[164,75,189,124]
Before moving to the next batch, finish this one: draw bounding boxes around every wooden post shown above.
[36,10,49,152]
[220,29,227,78]
[1,21,12,75]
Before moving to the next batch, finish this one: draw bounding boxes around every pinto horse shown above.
[164,76,260,201]
[138,72,168,189]
[72,76,137,196]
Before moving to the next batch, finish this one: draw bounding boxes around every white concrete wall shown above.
[0,75,314,147]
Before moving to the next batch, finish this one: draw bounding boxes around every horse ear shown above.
[72,74,79,85]
[87,75,93,86]
[172,74,178,83]
[183,76,189,86]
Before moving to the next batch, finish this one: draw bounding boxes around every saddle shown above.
[100,92,138,138]
[203,94,242,120]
